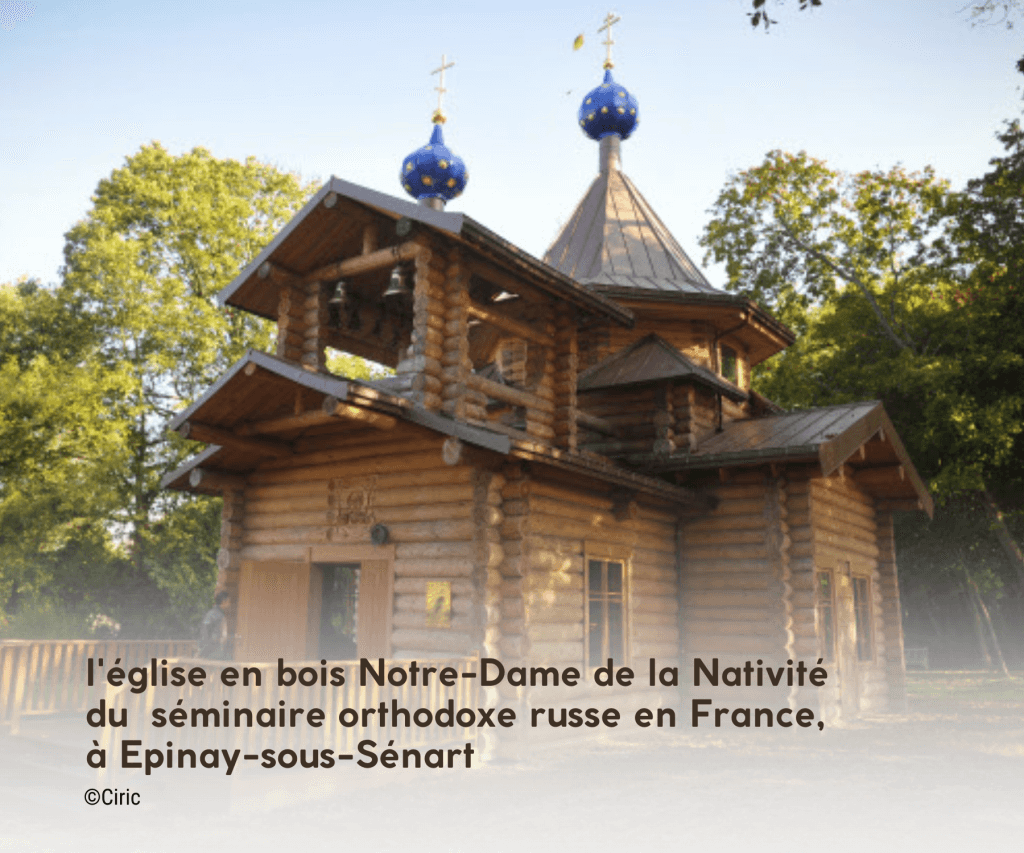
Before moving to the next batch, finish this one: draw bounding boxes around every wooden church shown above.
[163,37,931,723]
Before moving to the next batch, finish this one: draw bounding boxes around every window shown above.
[852,576,874,661]
[586,557,628,667]
[719,345,738,385]
[815,570,835,664]
[318,563,360,659]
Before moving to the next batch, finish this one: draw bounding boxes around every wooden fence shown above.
[98,656,482,775]
[0,639,196,733]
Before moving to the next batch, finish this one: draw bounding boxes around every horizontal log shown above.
[394,577,474,596]
[257,437,441,473]
[633,625,679,644]
[466,372,554,413]
[390,629,475,654]
[301,242,422,285]
[682,573,770,592]
[527,623,583,643]
[252,450,449,486]
[395,541,475,560]
[685,543,770,562]
[466,301,554,348]
[322,396,398,430]
[237,410,335,436]
[177,421,293,458]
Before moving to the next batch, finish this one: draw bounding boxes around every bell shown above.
[328,280,347,306]
[383,265,409,300]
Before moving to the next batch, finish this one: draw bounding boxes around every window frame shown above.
[851,573,875,663]
[815,568,836,665]
[583,543,631,671]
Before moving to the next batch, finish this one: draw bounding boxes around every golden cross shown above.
[431,54,455,122]
[598,12,621,69]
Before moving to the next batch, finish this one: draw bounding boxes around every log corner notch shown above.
[189,468,246,493]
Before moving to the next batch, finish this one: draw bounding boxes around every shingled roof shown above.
[543,166,718,295]
[578,333,747,401]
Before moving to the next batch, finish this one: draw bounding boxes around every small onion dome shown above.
[400,123,468,202]
[578,68,639,141]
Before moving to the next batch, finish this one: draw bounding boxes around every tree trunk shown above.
[966,574,1012,678]
[980,489,1024,587]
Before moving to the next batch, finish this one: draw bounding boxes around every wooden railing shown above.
[99,656,482,774]
[0,639,196,733]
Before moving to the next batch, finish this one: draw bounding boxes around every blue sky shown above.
[1,1,1021,287]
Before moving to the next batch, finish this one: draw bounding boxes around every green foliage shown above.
[700,149,1022,499]
[1,143,315,636]
[326,350,394,381]
[701,135,1024,663]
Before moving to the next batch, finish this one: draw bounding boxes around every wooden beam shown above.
[465,257,547,304]
[576,410,619,437]
[177,421,293,457]
[188,468,247,492]
[875,498,924,512]
[467,373,553,414]
[362,223,378,255]
[854,465,906,487]
[303,242,422,285]
[322,395,398,430]
[236,410,335,436]
[466,301,554,348]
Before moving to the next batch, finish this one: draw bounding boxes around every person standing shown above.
[198,590,230,659]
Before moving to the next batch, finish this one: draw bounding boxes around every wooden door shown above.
[356,560,393,659]
[235,560,311,662]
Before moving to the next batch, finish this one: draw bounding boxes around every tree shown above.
[1,144,315,635]
[700,149,1024,664]
[748,0,1022,32]
[0,278,125,629]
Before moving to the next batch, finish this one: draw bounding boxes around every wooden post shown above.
[216,487,246,658]
[763,475,795,704]
[300,279,329,372]
[552,304,578,452]
[276,285,305,363]
[396,246,444,412]
[652,382,676,456]
[440,247,472,421]
[523,304,556,442]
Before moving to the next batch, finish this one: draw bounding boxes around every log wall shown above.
[233,428,503,660]
[496,467,679,709]
[680,476,791,707]
[804,475,888,714]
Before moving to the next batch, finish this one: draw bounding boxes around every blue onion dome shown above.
[400,122,468,202]
[578,68,639,141]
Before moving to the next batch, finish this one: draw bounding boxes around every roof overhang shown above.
[578,333,748,402]
[217,177,634,328]
[635,401,933,516]
[161,350,711,511]
[588,287,796,366]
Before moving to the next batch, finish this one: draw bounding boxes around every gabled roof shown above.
[578,333,747,402]
[639,401,933,516]
[543,167,719,295]
[217,176,633,328]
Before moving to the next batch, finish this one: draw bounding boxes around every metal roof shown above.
[578,333,747,402]
[637,401,933,515]
[543,167,720,295]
